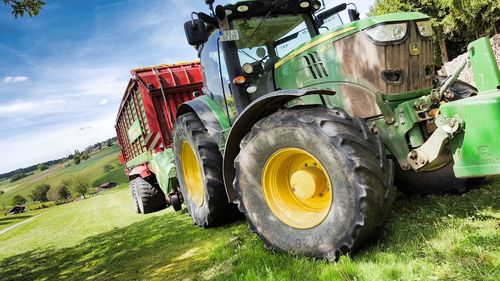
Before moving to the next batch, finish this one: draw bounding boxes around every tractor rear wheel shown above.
[235,107,396,259]
[131,177,167,214]
[173,113,238,227]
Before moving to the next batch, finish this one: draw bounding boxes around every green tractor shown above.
[173,0,500,259]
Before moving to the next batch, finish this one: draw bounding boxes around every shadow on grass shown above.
[0,212,239,281]
[1,179,498,281]
[207,179,500,281]
[0,215,33,226]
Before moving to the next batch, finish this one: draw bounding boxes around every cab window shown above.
[199,32,236,120]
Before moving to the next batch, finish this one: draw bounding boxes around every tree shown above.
[37,163,48,171]
[30,183,50,202]
[56,179,72,200]
[11,195,27,205]
[369,0,500,63]
[74,156,81,165]
[103,164,113,174]
[10,172,28,182]
[3,0,45,18]
[80,152,89,161]
[0,190,4,195]
[71,176,89,199]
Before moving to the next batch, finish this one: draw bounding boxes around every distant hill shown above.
[0,137,118,181]
[0,144,127,209]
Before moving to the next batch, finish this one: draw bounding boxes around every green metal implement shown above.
[440,38,500,178]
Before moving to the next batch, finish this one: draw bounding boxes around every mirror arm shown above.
[316,3,347,22]
[196,12,218,27]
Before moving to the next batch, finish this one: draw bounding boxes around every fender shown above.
[149,149,177,194]
[222,89,336,202]
[127,163,153,179]
[176,95,231,147]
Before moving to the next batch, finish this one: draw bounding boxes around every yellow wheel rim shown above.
[180,141,205,207]
[262,148,333,229]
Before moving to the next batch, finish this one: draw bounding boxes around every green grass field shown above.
[0,177,498,281]
[0,146,127,208]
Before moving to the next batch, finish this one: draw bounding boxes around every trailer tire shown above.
[131,177,167,214]
[171,194,182,212]
[173,113,239,227]
[235,107,396,259]
[129,180,141,214]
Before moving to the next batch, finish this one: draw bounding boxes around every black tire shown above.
[395,162,486,195]
[129,180,141,213]
[131,177,167,214]
[171,194,182,212]
[235,107,396,259]
[173,112,239,227]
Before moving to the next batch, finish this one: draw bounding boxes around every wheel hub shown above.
[290,167,326,199]
[262,148,333,229]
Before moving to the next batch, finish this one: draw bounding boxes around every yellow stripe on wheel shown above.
[180,141,205,207]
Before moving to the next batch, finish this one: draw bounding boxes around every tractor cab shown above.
[184,0,354,118]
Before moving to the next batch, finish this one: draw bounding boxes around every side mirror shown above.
[348,9,360,22]
[184,18,208,46]
[315,3,347,26]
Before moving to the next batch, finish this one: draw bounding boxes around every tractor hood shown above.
[274,12,433,119]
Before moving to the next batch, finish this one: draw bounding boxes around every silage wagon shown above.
[115,62,203,213]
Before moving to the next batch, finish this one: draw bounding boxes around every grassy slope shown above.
[0,146,126,208]
[0,178,498,281]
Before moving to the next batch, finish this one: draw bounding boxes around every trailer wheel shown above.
[131,177,167,214]
[235,107,396,259]
[173,113,238,227]
[171,194,182,212]
[129,180,141,213]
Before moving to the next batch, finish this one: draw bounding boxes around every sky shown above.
[0,0,373,173]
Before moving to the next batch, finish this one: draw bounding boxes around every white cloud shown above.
[98,98,109,105]
[0,112,117,173]
[0,99,67,117]
[2,75,29,83]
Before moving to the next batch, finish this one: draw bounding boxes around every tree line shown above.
[10,176,90,206]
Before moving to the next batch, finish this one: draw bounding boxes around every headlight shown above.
[299,1,310,8]
[364,23,408,43]
[237,5,249,12]
[242,63,254,74]
[416,20,433,37]
[246,85,258,94]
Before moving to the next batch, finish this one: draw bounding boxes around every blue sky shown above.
[0,0,373,173]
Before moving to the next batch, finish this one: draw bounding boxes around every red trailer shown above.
[115,61,203,213]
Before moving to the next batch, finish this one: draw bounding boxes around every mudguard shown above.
[176,95,230,147]
[149,149,177,194]
[222,89,336,202]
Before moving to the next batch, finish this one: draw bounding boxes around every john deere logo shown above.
[410,42,421,56]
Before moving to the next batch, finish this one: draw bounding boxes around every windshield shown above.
[232,14,312,65]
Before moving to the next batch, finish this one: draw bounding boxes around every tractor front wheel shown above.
[235,107,396,259]
[173,113,239,227]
